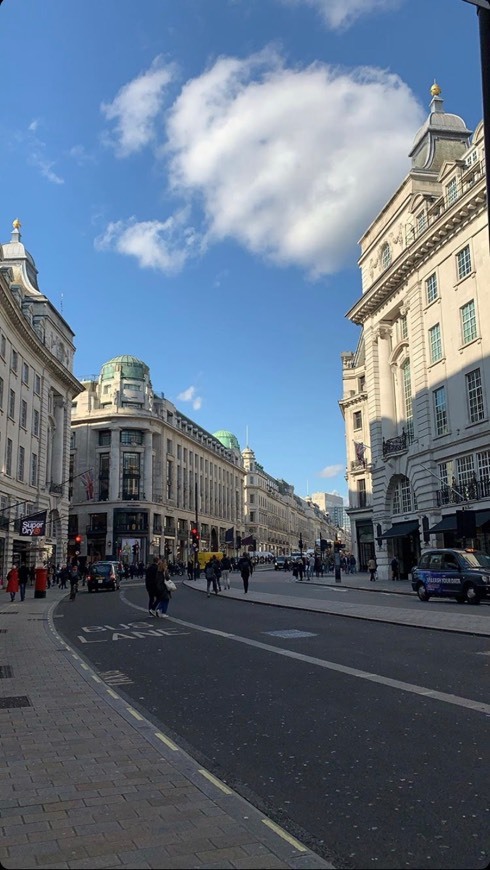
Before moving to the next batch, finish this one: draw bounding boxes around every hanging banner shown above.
[20,510,47,537]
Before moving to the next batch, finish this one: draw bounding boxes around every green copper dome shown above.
[214,430,240,451]
[101,355,149,381]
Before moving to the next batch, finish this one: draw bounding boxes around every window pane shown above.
[457,245,472,280]
[466,368,485,423]
[433,387,448,436]
[461,300,477,344]
[426,273,438,304]
[429,324,442,363]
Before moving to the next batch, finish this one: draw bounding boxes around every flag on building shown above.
[20,510,47,536]
[354,441,366,462]
[81,470,94,500]
[241,534,254,546]
[225,527,234,544]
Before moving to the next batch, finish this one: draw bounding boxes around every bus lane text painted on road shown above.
[77,621,191,643]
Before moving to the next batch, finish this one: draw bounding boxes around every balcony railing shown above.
[350,459,366,471]
[382,428,414,458]
[436,477,490,506]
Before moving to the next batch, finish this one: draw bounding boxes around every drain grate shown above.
[0,666,13,679]
[0,695,31,709]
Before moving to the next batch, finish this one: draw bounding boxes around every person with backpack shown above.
[205,558,219,598]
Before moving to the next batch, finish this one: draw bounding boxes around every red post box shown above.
[34,567,47,599]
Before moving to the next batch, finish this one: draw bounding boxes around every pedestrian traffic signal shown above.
[75,535,82,544]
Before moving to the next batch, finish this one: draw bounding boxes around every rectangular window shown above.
[122,452,141,500]
[11,350,18,373]
[446,177,458,205]
[456,454,475,490]
[433,386,448,436]
[417,211,427,234]
[399,315,408,340]
[426,273,438,305]
[460,299,477,345]
[0,333,5,358]
[477,450,490,490]
[353,410,362,430]
[464,149,478,167]
[167,439,173,455]
[358,376,365,392]
[18,446,25,482]
[34,373,41,395]
[120,430,143,445]
[0,377,3,410]
[99,453,110,501]
[357,478,367,508]
[8,389,15,419]
[457,245,472,280]
[6,438,12,476]
[32,408,40,437]
[166,459,173,499]
[428,323,443,363]
[250,511,255,522]
[98,430,111,446]
[30,453,38,486]
[466,368,485,423]
[20,399,27,429]
[22,362,29,385]
[401,480,412,513]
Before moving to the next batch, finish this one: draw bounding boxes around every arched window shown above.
[381,243,392,270]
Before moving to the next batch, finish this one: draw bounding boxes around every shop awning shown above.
[476,509,490,528]
[380,520,419,539]
[428,515,457,533]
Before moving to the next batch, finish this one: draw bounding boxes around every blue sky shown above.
[0,0,483,501]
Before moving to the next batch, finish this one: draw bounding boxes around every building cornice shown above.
[347,175,487,325]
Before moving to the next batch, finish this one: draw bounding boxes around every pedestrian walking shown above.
[187,558,194,581]
[391,556,399,582]
[368,557,377,582]
[220,555,232,589]
[69,564,79,600]
[205,558,218,597]
[145,557,159,616]
[6,564,19,602]
[18,561,29,602]
[155,559,171,617]
[238,553,252,594]
[308,555,315,580]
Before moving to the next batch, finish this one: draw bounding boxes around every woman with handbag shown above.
[155,558,172,618]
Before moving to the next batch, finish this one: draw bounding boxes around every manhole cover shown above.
[265,629,316,638]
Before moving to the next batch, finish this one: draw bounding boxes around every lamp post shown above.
[299,532,303,560]
[462,0,490,248]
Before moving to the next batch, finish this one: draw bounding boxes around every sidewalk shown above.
[0,585,332,870]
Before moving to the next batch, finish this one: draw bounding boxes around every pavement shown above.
[0,572,488,870]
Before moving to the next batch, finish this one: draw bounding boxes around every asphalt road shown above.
[55,580,490,870]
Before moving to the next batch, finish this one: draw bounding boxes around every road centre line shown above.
[167,614,490,716]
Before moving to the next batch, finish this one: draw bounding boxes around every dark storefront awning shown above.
[476,509,490,528]
[381,520,419,539]
[428,515,457,533]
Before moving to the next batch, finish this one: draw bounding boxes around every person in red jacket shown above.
[6,564,19,602]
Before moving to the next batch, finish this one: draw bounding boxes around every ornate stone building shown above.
[69,356,246,565]
[342,85,489,578]
[0,221,83,575]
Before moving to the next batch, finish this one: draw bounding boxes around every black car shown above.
[411,548,490,604]
[87,561,121,593]
[274,556,288,571]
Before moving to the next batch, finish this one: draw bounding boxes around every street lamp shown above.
[462,0,490,248]
[299,532,303,559]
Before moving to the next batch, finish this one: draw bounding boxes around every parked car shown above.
[411,548,490,604]
[87,561,121,592]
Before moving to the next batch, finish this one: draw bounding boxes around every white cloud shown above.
[177,385,202,410]
[68,144,95,164]
[319,464,344,478]
[164,50,423,277]
[94,212,198,273]
[101,56,175,157]
[29,151,64,185]
[279,0,403,30]
[28,119,40,132]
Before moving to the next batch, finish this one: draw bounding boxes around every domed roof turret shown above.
[409,83,471,171]
[100,355,149,380]
[214,430,240,451]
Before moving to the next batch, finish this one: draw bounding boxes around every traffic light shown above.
[191,526,200,552]
[75,534,82,545]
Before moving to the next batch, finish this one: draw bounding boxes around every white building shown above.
[0,221,83,575]
[342,85,489,578]
[70,357,245,565]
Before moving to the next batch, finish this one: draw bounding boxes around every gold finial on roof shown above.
[12,218,21,230]
[430,81,441,97]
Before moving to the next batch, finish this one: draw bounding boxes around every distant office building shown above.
[0,221,82,575]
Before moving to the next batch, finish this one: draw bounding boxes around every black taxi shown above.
[412,548,490,605]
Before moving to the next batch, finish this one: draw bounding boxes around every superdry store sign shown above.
[20,511,47,536]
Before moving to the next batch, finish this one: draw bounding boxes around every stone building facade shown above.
[342,86,489,578]
[0,222,82,576]
[69,356,246,564]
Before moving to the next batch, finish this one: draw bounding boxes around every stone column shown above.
[376,325,396,440]
[52,398,65,485]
